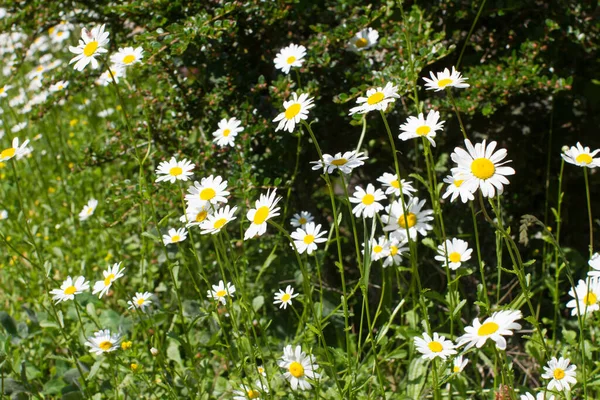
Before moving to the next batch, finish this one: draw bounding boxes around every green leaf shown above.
[406,357,428,399]
[252,295,264,312]
[0,312,18,336]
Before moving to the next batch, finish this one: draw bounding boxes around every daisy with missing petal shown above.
[423,67,469,91]
[92,262,125,298]
[273,92,314,133]
[207,280,235,305]
[49,80,69,93]
[200,205,237,235]
[85,329,121,355]
[541,357,577,392]
[0,137,31,161]
[273,285,299,309]
[186,175,230,207]
[96,65,126,86]
[50,276,90,303]
[520,393,555,400]
[382,197,434,241]
[377,173,416,198]
[399,110,445,147]
[435,238,473,270]
[566,277,600,316]
[162,227,188,245]
[561,142,600,168]
[155,157,195,184]
[383,238,409,268]
[278,345,320,391]
[349,82,399,115]
[414,332,457,361]
[364,236,388,262]
[311,150,368,175]
[291,222,327,255]
[347,28,379,52]
[212,117,243,147]
[274,44,306,74]
[452,355,468,373]
[442,173,474,203]
[349,183,386,218]
[588,253,600,277]
[233,381,267,400]
[451,139,515,198]
[244,189,281,240]
[290,211,313,228]
[69,24,109,71]
[457,309,522,350]
[180,204,211,227]
[79,198,98,221]
[110,46,144,67]
[127,292,153,310]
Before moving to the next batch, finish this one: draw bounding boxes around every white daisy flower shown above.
[212,117,243,147]
[273,285,299,309]
[274,43,306,74]
[349,82,399,115]
[376,173,416,198]
[422,66,469,91]
[155,157,195,184]
[520,393,555,400]
[541,357,577,392]
[110,46,144,67]
[347,28,378,52]
[185,175,229,207]
[127,292,153,310]
[233,381,268,400]
[0,84,12,98]
[290,211,314,228]
[244,189,281,240]
[451,139,516,198]
[200,205,237,235]
[273,92,314,133]
[290,222,327,255]
[382,238,409,268]
[50,276,90,303]
[363,236,389,262]
[49,80,69,92]
[414,332,457,361]
[442,173,474,203]
[97,108,114,118]
[162,227,188,245]
[0,137,31,161]
[92,262,125,298]
[566,277,600,316]
[457,309,522,350]
[310,150,368,175]
[11,122,27,133]
[452,355,468,373]
[85,329,121,355]
[79,198,98,221]
[561,142,600,168]
[207,280,235,305]
[588,253,600,277]
[398,110,445,147]
[49,22,72,44]
[96,64,126,86]
[257,365,266,376]
[382,197,434,240]
[434,238,473,270]
[69,24,110,71]
[0,210,8,220]
[349,183,386,218]
[180,204,211,227]
[278,345,320,391]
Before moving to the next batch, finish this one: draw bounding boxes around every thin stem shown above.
[456,0,488,68]
[584,168,594,257]
[447,90,468,140]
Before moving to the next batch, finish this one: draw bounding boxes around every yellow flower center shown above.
[48,27,55,34]
[122,54,136,64]
[303,234,315,244]
[285,103,302,120]
[83,41,99,57]
[247,390,260,399]
[390,245,398,256]
[454,179,464,187]
[136,298,145,305]
[355,37,369,48]
[584,292,597,306]
[361,193,375,205]
[428,341,443,353]
[64,286,77,295]
[200,188,216,200]
[216,290,227,297]
[331,158,348,166]
[553,368,565,380]
[471,158,495,180]
[576,153,593,164]
[213,218,227,229]
[195,210,208,222]
[103,273,115,286]
[477,321,499,336]
[398,213,417,229]
[281,293,291,302]
[289,361,304,378]
[98,340,113,351]
[57,31,64,37]
[366,91,384,105]
[391,179,400,189]
[57,85,64,90]
[298,217,307,225]
[453,366,461,373]
[286,56,296,64]
[36,65,44,72]
[253,206,270,224]
[437,78,453,88]
[70,119,78,127]
[169,166,183,176]
[222,128,231,137]
[448,252,462,263]
[416,125,431,136]
[87,207,93,215]
[1,148,16,159]
[171,235,180,242]
[373,245,383,253]
[0,88,4,94]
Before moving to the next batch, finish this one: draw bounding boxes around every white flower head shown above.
[79,198,98,221]
[85,329,121,355]
[399,110,445,147]
[311,150,368,175]
[363,236,389,262]
[290,211,314,228]
[49,80,69,93]
[50,276,90,303]
[442,173,474,203]
[457,309,522,350]
[278,345,320,391]
[162,227,188,245]
[207,280,235,305]
[383,238,408,268]
[0,137,31,161]
[452,355,468,373]
[274,43,306,74]
[185,175,229,207]
[155,157,195,184]
[376,173,416,198]
[434,238,473,270]
[273,92,314,133]
[69,24,110,71]
[561,142,600,168]
[180,204,211,228]
[244,189,281,240]
[588,253,600,277]
[347,28,378,52]
[273,285,299,309]
[566,277,600,316]
[520,393,555,400]
[423,67,469,91]
[127,292,153,310]
[414,332,457,361]
[349,183,386,218]
[92,262,125,298]
[212,117,243,147]
[200,205,237,235]
[110,46,144,67]
[233,381,268,400]
[96,64,126,86]
[290,222,327,255]
[541,357,577,392]
[349,82,399,115]
[382,197,434,240]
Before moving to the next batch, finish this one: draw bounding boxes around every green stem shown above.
[584,168,594,257]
